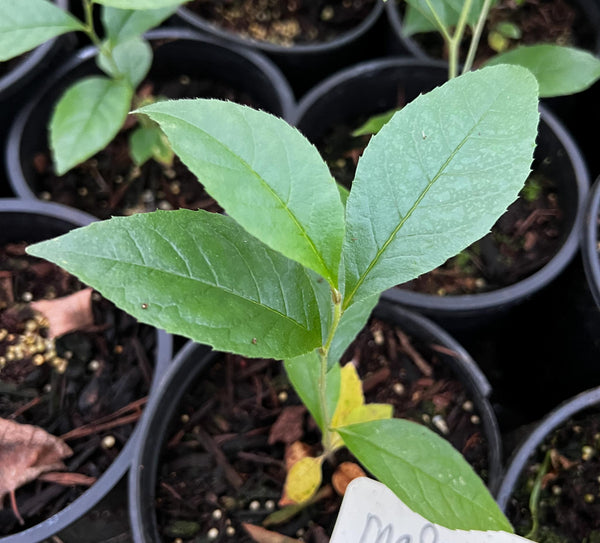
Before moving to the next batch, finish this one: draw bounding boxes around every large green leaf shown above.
[0,0,84,61]
[341,65,539,309]
[485,45,600,97]
[101,5,179,44]
[97,36,152,87]
[27,210,326,359]
[284,352,341,432]
[50,76,133,175]
[137,99,345,287]
[95,0,188,9]
[338,419,513,532]
[403,0,492,36]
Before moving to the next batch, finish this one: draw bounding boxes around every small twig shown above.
[160,481,184,502]
[60,412,141,441]
[38,472,96,486]
[396,330,433,377]
[10,490,24,525]
[196,427,244,490]
[9,396,42,419]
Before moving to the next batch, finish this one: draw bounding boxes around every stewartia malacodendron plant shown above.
[28,64,538,533]
[0,0,189,175]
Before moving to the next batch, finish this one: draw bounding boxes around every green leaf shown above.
[352,109,397,137]
[137,99,345,287]
[101,5,179,44]
[129,124,173,166]
[403,0,491,36]
[284,352,341,432]
[26,210,325,359]
[94,0,188,9]
[338,419,513,532]
[341,65,539,309]
[50,76,133,175]
[0,0,84,61]
[485,44,600,97]
[327,293,379,368]
[97,36,152,87]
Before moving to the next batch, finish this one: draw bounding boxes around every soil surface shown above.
[0,241,157,535]
[30,75,257,219]
[184,0,377,46]
[396,0,597,64]
[505,409,600,542]
[318,120,564,296]
[154,318,490,542]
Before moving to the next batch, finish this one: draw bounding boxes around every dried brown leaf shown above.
[283,441,312,471]
[0,417,73,503]
[30,287,94,339]
[332,462,366,496]
[242,523,301,543]
[268,405,305,445]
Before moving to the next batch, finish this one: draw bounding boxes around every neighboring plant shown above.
[29,63,538,533]
[0,0,189,175]
[401,0,600,95]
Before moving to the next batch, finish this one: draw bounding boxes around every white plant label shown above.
[330,478,533,543]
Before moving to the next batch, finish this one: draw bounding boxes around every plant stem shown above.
[318,288,343,451]
[447,0,473,79]
[80,0,121,77]
[462,0,494,74]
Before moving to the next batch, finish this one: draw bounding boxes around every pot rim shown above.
[128,301,502,542]
[292,57,590,315]
[495,386,600,511]
[581,175,600,308]
[0,198,173,543]
[176,0,385,55]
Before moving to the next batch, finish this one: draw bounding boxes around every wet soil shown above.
[154,317,490,542]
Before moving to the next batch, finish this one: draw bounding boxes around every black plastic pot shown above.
[582,175,600,308]
[0,0,74,198]
[495,386,600,539]
[293,57,589,334]
[5,28,296,210]
[128,301,503,543]
[174,0,387,97]
[0,198,173,543]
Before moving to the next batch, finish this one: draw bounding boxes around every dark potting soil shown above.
[154,318,489,542]
[0,241,157,535]
[184,0,377,46]
[30,75,258,219]
[505,410,600,542]
[395,0,596,65]
[319,121,564,296]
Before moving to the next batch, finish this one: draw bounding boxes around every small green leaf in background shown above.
[341,64,539,309]
[351,109,397,137]
[50,76,133,175]
[94,0,188,9]
[403,0,492,36]
[338,418,513,532]
[284,352,341,432]
[0,0,84,61]
[101,5,180,44]
[129,124,174,166]
[27,210,325,359]
[485,44,600,97]
[138,99,345,287]
[97,36,152,87]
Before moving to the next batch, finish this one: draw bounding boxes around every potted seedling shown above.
[3,0,294,217]
[27,59,539,539]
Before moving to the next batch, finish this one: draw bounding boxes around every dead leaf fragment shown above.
[283,441,312,471]
[0,417,73,521]
[268,405,306,445]
[30,287,94,339]
[243,523,301,543]
[332,462,366,496]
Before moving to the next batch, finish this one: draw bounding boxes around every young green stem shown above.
[462,0,494,74]
[80,0,121,77]
[447,0,473,79]
[318,288,343,451]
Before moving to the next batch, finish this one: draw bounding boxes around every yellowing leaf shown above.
[336,403,393,428]
[330,363,364,427]
[280,456,323,505]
